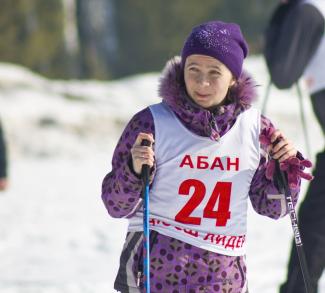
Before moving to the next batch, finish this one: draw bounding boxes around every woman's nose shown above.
[197,75,210,87]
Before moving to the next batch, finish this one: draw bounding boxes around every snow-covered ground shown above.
[0,56,323,293]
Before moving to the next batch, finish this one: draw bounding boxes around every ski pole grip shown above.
[272,137,288,191]
[275,159,287,192]
[141,139,151,184]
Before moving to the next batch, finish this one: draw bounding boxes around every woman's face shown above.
[184,54,235,109]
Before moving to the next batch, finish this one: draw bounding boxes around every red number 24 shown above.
[174,179,232,227]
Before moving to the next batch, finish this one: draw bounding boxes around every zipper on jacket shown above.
[209,112,221,141]
[137,230,158,287]
[209,113,217,132]
[136,271,142,287]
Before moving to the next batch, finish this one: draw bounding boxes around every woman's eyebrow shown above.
[207,65,221,70]
[186,62,199,67]
[186,62,221,70]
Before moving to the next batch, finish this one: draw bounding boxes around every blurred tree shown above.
[0,0,67,78]
[212,0,278,52]
[76,0,117,79]
[0,0,278,79]
[113,0,219,77]
[113,0,277,78]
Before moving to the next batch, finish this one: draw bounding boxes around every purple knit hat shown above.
[181,21,249,79]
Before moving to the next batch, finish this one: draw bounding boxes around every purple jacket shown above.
[101,58,312,293]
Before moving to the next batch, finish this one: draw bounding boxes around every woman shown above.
[102,21,312,293]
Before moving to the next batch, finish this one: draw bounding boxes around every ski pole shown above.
[262,80,311,158]
[261,80,272,116]
[296,84,311,158]
[141,139,151,293]
[274,159,311,293]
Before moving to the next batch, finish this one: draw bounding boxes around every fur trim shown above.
[157,56,258,140]
[158,56,257,110]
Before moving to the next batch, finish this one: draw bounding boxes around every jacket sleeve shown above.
[101,107,155,218]
[265,3,324,89]
[0,121,7,179]
[249,115,312,219]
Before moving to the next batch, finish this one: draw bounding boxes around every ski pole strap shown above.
[274,160,312,293]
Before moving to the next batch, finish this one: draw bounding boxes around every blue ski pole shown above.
[141,139,151,293]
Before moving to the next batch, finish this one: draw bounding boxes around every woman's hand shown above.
[267,129,297,162]
[131,132,155,175]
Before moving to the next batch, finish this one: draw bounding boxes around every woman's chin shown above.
[196,101,211,109]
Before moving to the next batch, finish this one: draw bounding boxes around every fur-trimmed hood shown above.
[158,57,258,141]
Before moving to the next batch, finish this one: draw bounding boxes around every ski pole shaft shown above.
[262,81,311,158]
[141,139,150,293]
[261,80,272,116]
[274,160,311,293]
[296,84,311,158]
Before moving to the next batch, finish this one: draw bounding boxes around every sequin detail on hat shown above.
[190,26,231,54]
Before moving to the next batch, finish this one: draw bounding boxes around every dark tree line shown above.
[0,0,277,79]
[0,0,66,77]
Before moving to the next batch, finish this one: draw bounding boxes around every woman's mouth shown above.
[195,92,210,99]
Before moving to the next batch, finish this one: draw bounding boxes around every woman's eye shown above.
[210,71,220,76]
[188,67,199,73]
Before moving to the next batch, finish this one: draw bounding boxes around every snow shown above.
[0,56,323,292]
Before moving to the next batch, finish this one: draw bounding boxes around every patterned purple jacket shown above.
[101,58,312,293]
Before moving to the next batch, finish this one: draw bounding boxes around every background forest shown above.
[0,0,278,79]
